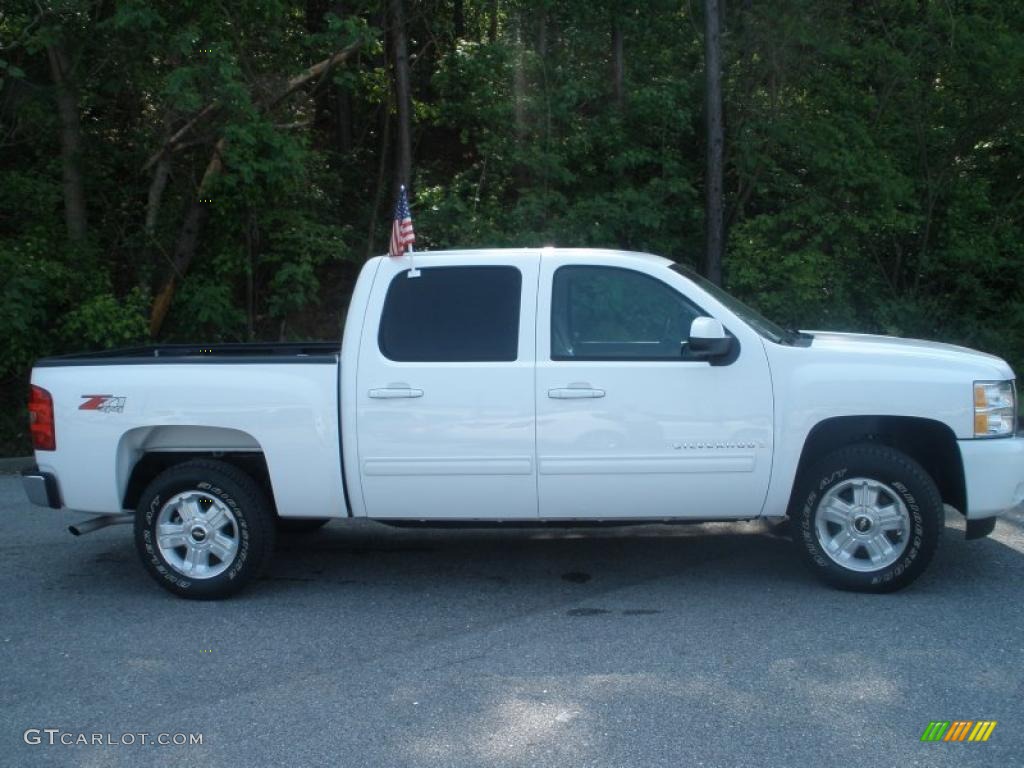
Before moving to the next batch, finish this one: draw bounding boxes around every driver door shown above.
[535,253,773,519]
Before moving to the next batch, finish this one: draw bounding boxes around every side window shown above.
[379,266,522,362]
[551,266,705,360]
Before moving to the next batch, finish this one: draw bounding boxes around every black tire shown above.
[790,444,941,592]
[276,517,330,534]
[134,459,275,599]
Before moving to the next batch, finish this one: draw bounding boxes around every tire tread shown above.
[134,459,275,599]
[790,443,942,592]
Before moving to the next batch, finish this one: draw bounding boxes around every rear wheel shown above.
[135,459,275,599]
[790,444,941,592]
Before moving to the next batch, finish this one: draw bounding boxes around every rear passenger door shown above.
[356,253,540,519]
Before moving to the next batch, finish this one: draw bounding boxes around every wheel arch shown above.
[791,415,966,515]
[118,426,273,511]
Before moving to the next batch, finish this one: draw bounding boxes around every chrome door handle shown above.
[548,384,605,399]
[368,385,423,399]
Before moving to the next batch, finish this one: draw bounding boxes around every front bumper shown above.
[21,466,62,509]
[957,436,1024,520]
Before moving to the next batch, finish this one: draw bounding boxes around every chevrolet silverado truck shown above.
[20,248,1024,598]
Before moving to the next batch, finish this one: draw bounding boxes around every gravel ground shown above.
[1,474,1022,767]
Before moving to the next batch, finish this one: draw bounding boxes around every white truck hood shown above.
[805,331,1015,380]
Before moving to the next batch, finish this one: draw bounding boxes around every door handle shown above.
[368,385,423,399]
[548,384,605,399]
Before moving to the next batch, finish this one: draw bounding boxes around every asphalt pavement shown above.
[1,473,1022,767]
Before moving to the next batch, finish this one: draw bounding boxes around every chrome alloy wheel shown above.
[814,477,911,573]
[155,491,240,579]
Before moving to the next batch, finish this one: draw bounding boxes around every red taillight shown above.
[28,385,55,451]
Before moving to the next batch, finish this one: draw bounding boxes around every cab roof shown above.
[392,247,675,268]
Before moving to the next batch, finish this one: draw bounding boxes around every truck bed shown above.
[34,342,340,366]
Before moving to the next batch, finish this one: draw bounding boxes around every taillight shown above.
[28,385,56,451]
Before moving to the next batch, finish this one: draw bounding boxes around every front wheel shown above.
[790,444,941,592]
[135,459,275,599]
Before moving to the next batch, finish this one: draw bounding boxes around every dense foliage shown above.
[1,0,1023,452]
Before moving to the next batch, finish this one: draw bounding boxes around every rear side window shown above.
[379,266,522,362]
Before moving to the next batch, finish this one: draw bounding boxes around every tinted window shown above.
[379,266,521,362]
[552,266,705,360]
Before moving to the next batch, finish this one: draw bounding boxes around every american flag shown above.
[389,185,416,258]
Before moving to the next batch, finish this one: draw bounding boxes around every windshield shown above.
[669,263,791,344]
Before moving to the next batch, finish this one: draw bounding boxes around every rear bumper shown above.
[21,466,62,509]
[957,437,1024,520]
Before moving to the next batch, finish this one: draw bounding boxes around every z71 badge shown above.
[79,395,127,413]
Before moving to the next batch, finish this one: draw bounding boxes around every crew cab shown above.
[20,248,1024,598]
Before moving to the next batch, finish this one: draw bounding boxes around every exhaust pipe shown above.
[69,514,133,536]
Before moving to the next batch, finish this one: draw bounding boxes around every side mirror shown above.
[687,317,732,358]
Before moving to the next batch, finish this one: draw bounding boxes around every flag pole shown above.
[407,242,419,278]
[402,184,420,277]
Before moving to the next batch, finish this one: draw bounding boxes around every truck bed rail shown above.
[35,342,340,366]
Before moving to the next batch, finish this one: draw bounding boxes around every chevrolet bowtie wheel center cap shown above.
[853,515,873,534]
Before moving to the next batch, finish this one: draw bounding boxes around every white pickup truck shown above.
[21,248,1024,598]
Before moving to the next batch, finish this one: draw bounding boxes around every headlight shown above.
[974,380,1016,437]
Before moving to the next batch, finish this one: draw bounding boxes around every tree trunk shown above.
[334,84,353,154]
[454,0,465,39]
[146,43,361,336]
[144,157,171,236]
[703,0,724,285]
[536,10,548,57]
[149,139,225,336]
[144,96,180,247]
[46,42,87,241]
[142,103,219,171]
[330,2,353,153]
[611,12,625,109]
[245,210,258,340]
[513,21,528,137]
[487,0,499,43]
[306,0,333,144]
[389,0,413,195]
[365,106,392,259]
